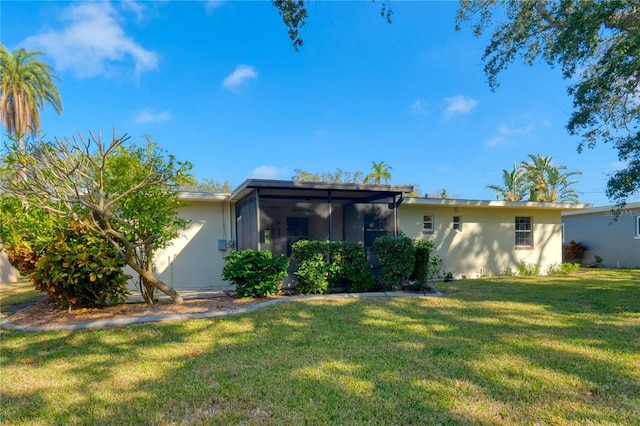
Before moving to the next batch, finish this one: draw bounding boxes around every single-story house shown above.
[562,202,640,268]
[147,179,591,291]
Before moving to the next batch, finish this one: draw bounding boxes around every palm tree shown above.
[521,154,554,201]
[521,154,581,202]
[486,163,525,201]
[364,161,392,184]
[0,44,62,153]
[546,166,581,202]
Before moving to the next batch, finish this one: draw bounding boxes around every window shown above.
[515,217,533,248]
[453,216,462,232]
[635,216,640,239]
[423,214,434,233]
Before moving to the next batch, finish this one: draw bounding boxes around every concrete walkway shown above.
[1,290,443,332]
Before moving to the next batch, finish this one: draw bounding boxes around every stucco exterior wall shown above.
[562,208,640,268]
[398,204,563,278]
[136,200,235,291]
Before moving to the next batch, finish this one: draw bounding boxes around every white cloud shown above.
[222,65,258,90]
[411,99,427,115]
[134,108,171,123]
[121,0,146,21]
[444,95,478,116]
[250,165,288,179]
[485,123,535,147]
[24,2,158,78]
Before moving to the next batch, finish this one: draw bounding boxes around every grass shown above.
[0,280,41,316]
[1,269,639,425]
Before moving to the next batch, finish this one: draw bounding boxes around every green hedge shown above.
[374,235,441,290]
[291,240,375,294]
[221,249,289,297]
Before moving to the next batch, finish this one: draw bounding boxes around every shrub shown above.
[518,261,541,276]
[373,235,416,290]
[333,241,375,293]
[221,249,289,298]
[30,221,130,307]
[292,241,330,294]
[562,240,588,263]
[5,240,40,276]
[411,239,441,289]
[546,262,581,275]
[291,240,375,294]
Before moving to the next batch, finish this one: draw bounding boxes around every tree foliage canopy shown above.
[456,0,639,204]
[292,168,364,183]
[182,177,233,193]
[1,130,194,303]
[272,0,393,50]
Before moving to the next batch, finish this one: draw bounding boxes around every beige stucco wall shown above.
[127,200,235,291]
[399,203,563,278]
[148,197,567,291]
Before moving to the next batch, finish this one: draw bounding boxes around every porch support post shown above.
[256,189,261,251]
[393,194,398,237]
[328,191,333,241]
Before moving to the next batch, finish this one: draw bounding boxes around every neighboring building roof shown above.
[562,201,640,216]
[404,197,592,211]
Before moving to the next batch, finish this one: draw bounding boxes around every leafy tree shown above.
[0,44,62,153]
[292,168,364,183]
[364,161,392,184]
[273,0,393,51]
[182,177,232,193]
[405,182,423,197]
[456,1,640,205]
[1,130,194,304]
[486,163,525,201]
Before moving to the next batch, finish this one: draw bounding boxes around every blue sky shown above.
[1,0,633,206]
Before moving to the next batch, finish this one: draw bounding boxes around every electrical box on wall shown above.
[228,240,235,248]
[218,239,227,251]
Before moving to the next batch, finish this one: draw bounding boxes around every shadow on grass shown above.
[1,270,639,424]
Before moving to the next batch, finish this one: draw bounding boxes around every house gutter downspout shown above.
[394,193,405,237]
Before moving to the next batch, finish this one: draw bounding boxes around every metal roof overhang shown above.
[229,179,414,203]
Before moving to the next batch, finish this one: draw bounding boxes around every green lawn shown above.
[0,280,41,317]
[1,269,639,425]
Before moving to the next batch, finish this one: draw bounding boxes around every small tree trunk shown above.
[126,259,183,304]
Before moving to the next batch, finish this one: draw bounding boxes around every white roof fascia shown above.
[562,201,640,216]
[403,197,592,211]
[177,191,230,202]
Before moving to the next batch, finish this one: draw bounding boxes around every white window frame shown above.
[453,216,462,232]
[515,216,533,248]
[423,213,434,234]
[635,215,640,239]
